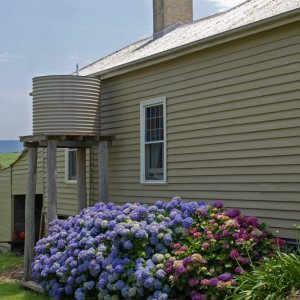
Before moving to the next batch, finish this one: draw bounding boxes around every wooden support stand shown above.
[20,134,113,280]
[24,147,37,281]
[21,281,45,293]
[47,140,58,223]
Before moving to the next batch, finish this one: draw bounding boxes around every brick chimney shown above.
[153,0,193,37]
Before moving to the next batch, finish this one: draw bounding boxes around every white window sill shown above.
[140,181,168,186]
[65,180,77,184]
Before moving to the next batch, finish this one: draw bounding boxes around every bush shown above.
[226,226,300,300]
[165,201,279,300]
[226,251,300,300]
[32,198,279,300]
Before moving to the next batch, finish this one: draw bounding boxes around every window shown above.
[65,148,77,182]
[140,97,167,183]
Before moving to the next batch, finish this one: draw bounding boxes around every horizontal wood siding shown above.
[43,148,91,216]
[0,168,11,249]
[0,149,44,250]
[90,146,99,205]
[99,22,300,239]
[12,149,44,195]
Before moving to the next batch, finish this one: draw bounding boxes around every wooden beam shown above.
[20,281,44,294]
[47,141,57,224]
[24,140,97,149]
[98,141,109,203]
[24,147,37,281]
[76,148,87,213]
[23,142,39,148]
[23,138,113,149]
[20,134,114,143]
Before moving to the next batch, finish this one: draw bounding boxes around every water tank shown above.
[32,75,101,135]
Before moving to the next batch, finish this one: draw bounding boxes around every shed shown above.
[0,149,44,252]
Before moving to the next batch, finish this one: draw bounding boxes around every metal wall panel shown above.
[32,75,101,135]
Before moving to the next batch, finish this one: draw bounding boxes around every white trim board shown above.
[140,96,167,185]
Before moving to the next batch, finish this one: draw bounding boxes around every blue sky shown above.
[0,0,243,140]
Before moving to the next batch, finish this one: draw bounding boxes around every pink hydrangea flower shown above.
[180,245,188,252]
[238,256,250,265]
[274,238,285,247]
[230,249,240,260]
[202,242,210,249]
[173,243,181,250]
[193,232,201,238]
[235,267,244,274]
[200,279,210,286]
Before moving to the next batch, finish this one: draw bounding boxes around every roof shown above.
[0,149,26,172]
[79,0,300,77]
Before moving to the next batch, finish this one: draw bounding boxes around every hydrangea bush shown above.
[32,198,280,300]
[166,201,280,300]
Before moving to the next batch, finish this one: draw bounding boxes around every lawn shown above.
[0,252,23,273]
[0,153,19,169]
[0,283,50,300]
[0,252,49,299]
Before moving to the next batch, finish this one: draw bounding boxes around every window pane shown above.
[145,142,163,180]
[68,150,77,180]
[145,104,163,142]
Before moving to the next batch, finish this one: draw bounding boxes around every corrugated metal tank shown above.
[32,75,101,135]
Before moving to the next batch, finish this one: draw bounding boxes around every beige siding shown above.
[0,149,44,250]
[0,167,11,250]
[11,149,44,195]
[90,146,100,205]
[43,148,91,216]
[1,146,91,245]
[99,22,300,239]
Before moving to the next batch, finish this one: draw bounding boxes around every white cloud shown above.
[206,0,245,12]
[0,52,21,63]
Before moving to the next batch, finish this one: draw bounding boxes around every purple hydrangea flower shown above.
[219,273,232,282]
[213,200,224,208]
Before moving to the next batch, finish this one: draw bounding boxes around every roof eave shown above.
[90,7,300,80]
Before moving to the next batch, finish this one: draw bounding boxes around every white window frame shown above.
[65,148,77,184]
[140,96,167,184]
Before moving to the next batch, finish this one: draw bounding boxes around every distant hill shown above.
[0,140,23,153]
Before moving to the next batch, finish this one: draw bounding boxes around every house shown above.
[78,0,300,240]
[1,0,300,255]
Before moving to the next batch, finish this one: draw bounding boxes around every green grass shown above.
[0,153,19,169]
[0,253,49,299]
[0,253,23,273]
[227,251,300,300]
[0,283,49,300]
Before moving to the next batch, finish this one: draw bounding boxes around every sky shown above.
[0,0,244,140]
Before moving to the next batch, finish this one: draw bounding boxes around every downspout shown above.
[10,164,13,249]
[88,148,91,207]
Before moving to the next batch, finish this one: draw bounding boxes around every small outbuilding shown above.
[0,149,44,252]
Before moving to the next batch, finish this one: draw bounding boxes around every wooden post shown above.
[47,140,57,224]
[76,148,87,213]
[24,147,37,281]
[98,141,109,203]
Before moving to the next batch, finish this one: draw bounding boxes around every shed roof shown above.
[79,0,300,76]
